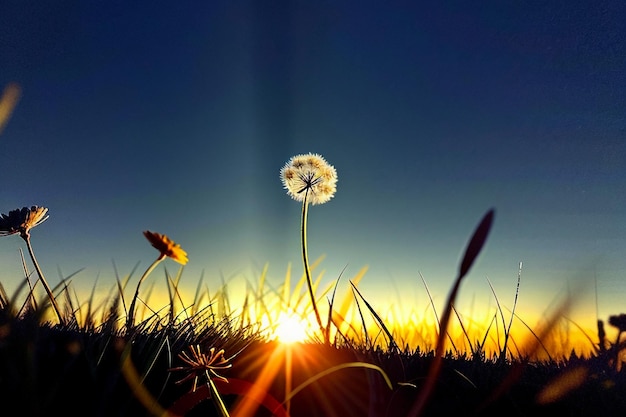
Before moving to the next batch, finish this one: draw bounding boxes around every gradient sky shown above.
[1,1,625,333]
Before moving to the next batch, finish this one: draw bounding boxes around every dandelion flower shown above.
[280,153,337,205]
[143,230,188,265]
[127,231,188,330]
[0,205,62,324]
[169,345,232,417]
[280,152,338,343]
[0,205,49,238]
[170,345,232,390]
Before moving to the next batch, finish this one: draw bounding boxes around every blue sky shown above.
[1,1,625,331]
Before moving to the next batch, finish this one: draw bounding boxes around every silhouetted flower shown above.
[143,230,188,265]
[0,205,63,324]
[280,153,337,205]
[127,231,188,330]
[609,314,626,333]
[0,205,49,238]
[170,345,232,391]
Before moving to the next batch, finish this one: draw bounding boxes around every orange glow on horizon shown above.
[44,273,607,361]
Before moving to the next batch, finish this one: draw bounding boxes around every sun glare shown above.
[272,313,310,344]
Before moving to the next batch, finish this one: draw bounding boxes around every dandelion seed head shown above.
[320,165,337,181]
[280,152,337,205]
[143,230,189,265]
[305,154,324,169]
[282,167,296,181]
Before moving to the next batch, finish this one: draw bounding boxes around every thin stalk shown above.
[126,255,164,331]
[23,234,64,325]
[285,345,293,416]
[500,261,522,363]
[301,189,325,341]
[207,374,230,417]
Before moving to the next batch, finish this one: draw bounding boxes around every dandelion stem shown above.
[207,373,230,417]
[127,255,164,331]
[23,234,64,325]
[285,344,293,415]
[301,190,325,342]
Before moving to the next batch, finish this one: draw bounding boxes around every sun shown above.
[271,312,310,344]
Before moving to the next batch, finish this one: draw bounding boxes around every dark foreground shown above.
[1,316,625,417]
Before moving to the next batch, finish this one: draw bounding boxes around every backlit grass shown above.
[1,100,624,415]
[1,207,625,416]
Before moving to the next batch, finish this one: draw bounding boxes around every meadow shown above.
[1,202,626,417]
[2,95,626,416]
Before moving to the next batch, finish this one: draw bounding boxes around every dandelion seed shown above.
[143,230,188,265]
[280,153,337,205]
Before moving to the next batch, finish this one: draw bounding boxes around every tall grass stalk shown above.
[408,208,495,417]
[504,262,523,352]
[420,272,458,353]
[350,281,399,352]
[487,260,523,364]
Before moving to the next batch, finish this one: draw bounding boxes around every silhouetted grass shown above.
[2,209,626,417]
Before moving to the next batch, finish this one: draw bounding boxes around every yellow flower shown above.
[280,153,337,205]
[0,205,49,238]
[143,230,188,265]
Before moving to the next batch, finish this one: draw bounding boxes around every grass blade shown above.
[409,208,495,417]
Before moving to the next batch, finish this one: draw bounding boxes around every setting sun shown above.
[272,313,311,344]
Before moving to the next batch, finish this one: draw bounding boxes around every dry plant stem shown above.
[207,373,230,417]
[126,255,164,330]
[23,234,64,325]
[301,190,325,342]
[499,261,522,363]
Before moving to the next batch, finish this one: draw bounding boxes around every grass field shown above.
[1,96,624,414]
[1,205,626,417]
